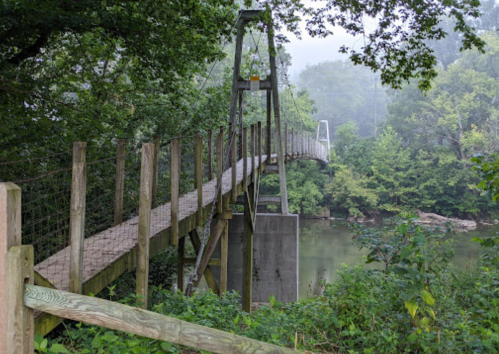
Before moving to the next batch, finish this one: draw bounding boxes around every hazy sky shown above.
[277,1,368,81]
[283,31,359,81]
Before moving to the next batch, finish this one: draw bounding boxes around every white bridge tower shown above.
[316,120,330,160]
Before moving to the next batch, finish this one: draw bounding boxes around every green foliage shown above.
[472,153,499,202]
[326,166,378,218]
[260,160,328,214]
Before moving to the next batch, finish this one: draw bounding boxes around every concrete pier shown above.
[224,213,299,303]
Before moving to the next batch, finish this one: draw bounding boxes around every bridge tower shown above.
[228,9,289,214]
[316,120,330,158]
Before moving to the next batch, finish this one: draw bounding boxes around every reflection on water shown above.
[299,219,498,298]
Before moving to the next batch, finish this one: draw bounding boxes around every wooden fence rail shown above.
[23,284,299,354]
[2,181,301,354]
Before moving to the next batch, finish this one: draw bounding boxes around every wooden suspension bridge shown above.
[14,126,329,336]
[0,9,330,354]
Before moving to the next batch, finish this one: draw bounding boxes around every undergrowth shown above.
[37,217,499,353]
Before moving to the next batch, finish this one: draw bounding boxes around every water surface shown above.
[299,219,498,298]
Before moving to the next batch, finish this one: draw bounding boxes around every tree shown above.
[371,126,413,212]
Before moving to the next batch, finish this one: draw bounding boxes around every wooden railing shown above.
[1,182,300,354]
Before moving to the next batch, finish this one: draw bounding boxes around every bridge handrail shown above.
[1,184,300,354]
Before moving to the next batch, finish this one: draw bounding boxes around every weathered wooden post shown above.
[152,137,160,209]
[0,183,34,354]
[171,138,181,246]
[258,122,263,174]
[177,236,185,292]
[137,143,154,309]
[216,127,224,214]
[266,90,272,158]
[220,222,228,295]
[69,142,87,294]
[251,125,256,184]
[238,91,244,160]
[243,127,248,189]
[195,134,203,227]
[208,130,213,181]
[230,123,237,203]
[114,139,126,226]
[291,129,295,160]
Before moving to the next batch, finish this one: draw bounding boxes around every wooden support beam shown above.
[152,137,160,208]
[237,79,272,90]
[114,139,126,226]
[7,246,34,354]
[230,124,237,203]
[137,143,154,309]
[242,190,254,312]
[192,219,226,288]
[24,284,299,354]
[177,236,185,292]
[238,91,244,160]
[171,138,181,246]
[216,127,224,214]
[258,122,263,174]
[236,195,281,206]
[69,142,87,294]
[266,90,272,158]
[188,230,219,295]
[208,130,213,181]
[251,125,256,184]
[243,127,248,189]
[184,258,221,266]
[268,19,290,214]
[228,20,245,128]
[220,222,228,295]
[195,134,203,227]
[1,183,34,354]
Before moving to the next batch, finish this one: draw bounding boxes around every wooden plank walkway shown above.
[35,155,271,293]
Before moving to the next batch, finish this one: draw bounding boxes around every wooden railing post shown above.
[251,125,256,184]
[217,127,224,214]
[195,134,203,227]
[266,89,272,158]
[208,130,213,180]
[137,143,154,309]
[152,137,160,209]
[243,127,248,189]
[230,124,237,203]
[220,222,229,295]
[69,142,87,295]
[258,122,263,173]
[171,138,181,246]
[114,139,126,226]
[1,183,34,354]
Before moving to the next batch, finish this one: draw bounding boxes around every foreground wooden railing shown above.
[1,183,299,354]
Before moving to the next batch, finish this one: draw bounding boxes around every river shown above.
[299,218,499,298]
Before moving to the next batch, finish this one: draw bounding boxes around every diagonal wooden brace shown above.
[188,228,220,294]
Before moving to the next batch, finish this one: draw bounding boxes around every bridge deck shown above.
[35,155,271,292]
